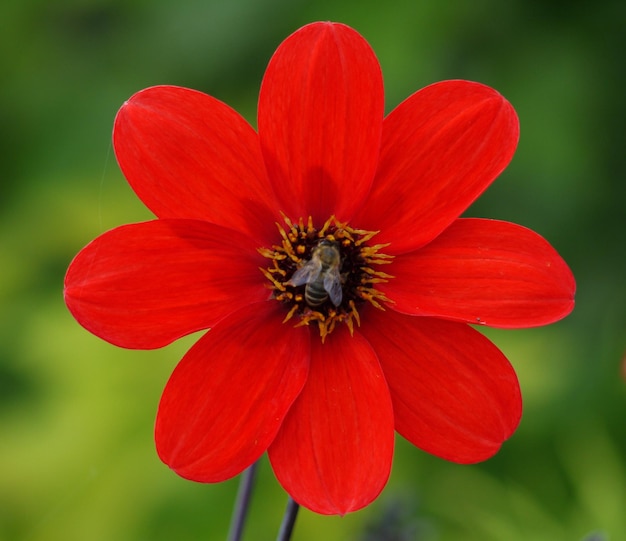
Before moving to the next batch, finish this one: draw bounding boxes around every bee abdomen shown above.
[305,280,328,307]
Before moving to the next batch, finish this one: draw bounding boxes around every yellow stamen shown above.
[259,215,394,340]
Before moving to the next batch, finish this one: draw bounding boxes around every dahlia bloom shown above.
[64,22,575,515]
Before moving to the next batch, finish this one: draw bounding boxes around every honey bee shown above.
[287,240,343,307]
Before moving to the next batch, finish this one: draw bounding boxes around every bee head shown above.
[315,239,341,266]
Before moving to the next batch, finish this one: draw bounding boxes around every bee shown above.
[287,240,343,307]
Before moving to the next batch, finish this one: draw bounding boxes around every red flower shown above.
[64,22,575,515]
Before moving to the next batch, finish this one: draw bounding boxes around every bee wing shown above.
[286,259,322,287]
[324,268,343,307]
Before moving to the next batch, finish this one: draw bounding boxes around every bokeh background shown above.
[1,0,625,540]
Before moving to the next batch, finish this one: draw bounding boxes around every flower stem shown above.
[276,497,300,541]
[227,462,258,541]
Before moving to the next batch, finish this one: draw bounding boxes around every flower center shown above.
[259,215,394,341]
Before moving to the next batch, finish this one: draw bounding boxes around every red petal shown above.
[355,80,519,254]
[361,310,522,463]
[381,218,576,328]
[64,219,269,349]
[268,326,394,515]
[113,85,278,245]
[258,22,384,224]
[155,302,310,482]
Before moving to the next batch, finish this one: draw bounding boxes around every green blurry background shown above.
[1,0,624,539]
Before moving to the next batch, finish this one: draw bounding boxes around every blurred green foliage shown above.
[1,0,625,540]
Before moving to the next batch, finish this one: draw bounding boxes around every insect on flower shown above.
[286,239,344,308]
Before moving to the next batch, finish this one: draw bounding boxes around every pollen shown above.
[259,215,394,341]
